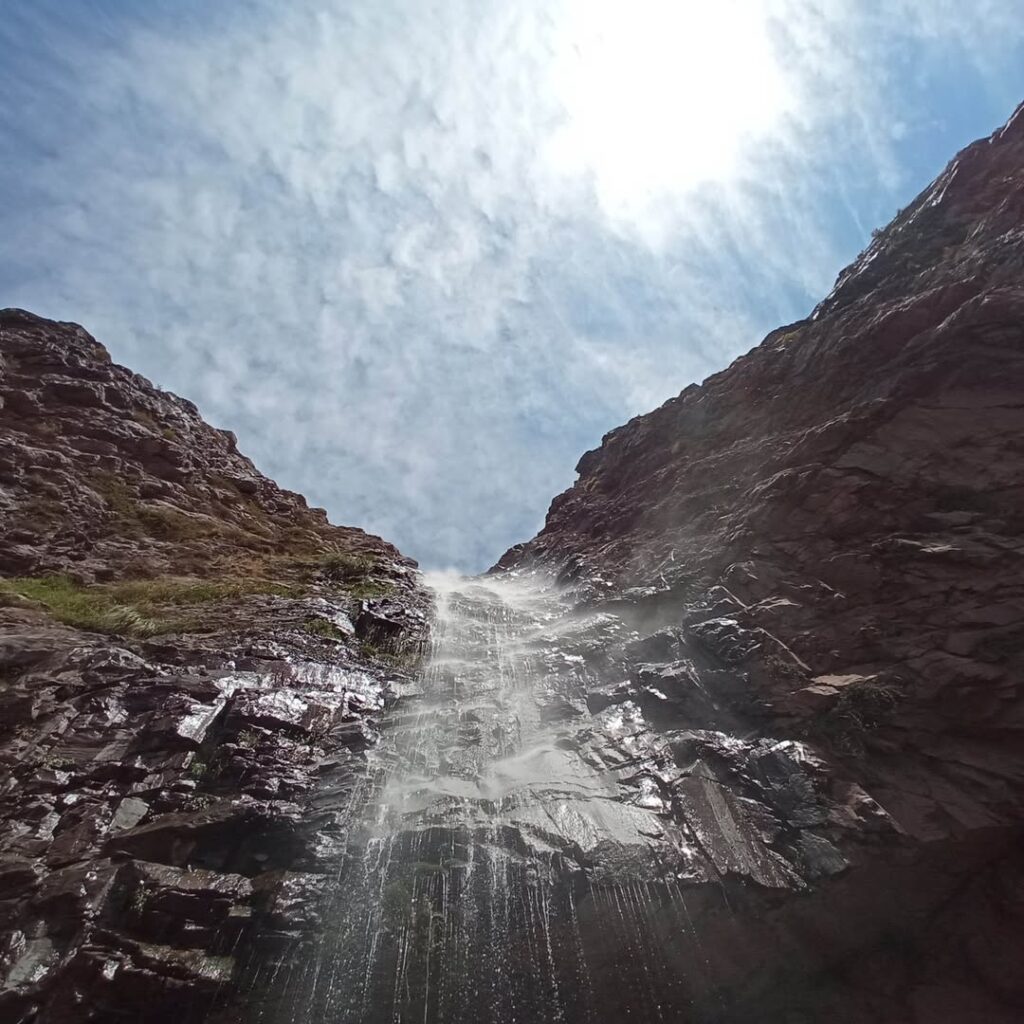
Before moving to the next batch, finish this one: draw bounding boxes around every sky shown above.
[2,1,1023,571]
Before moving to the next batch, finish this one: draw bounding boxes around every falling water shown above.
[243,570,716,1023]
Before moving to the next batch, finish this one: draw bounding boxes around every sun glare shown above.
[545,0,791,229]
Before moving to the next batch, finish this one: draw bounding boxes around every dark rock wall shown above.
[496,103,1024,1019]
[0,311,429,1022]
[4,95,1024,1023]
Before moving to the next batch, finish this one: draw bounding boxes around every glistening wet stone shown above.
[237,572,851,1023]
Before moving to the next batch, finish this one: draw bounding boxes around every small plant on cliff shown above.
[312,549,395,600]
[131,408,161,432]
[320,550,375,581]
[303,617,346,641]
[380,881,434,936]
[128,887,150,915]
[17,494,60,527]
[0,576,163,637]
[817,676,903,756]
[137,504,212,541]
[113,577,293,607]
[348,579,393,600]
[236,729,261,749]
[359,640,416,669]
[91,472,139,516]
[40,751,75,771]
[0,573,303,638]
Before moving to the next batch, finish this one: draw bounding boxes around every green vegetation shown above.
[359,640,416,668]
[319,548,398,597]
[40,751,75,770]
[90,471,266,550]
[92,472,138,516]
[0,573,299,637]
[129,887,150,915]
[272,547,395,600]
[381,879,414,924]
[15,494,60,527]
[0,576,164,636]
[29,419,62,440]
[236,729,260,749]
[86,478,400,598]
[137,504,214,541]
[303,617,346,641]
[348,579,393,600]
[131,408,161,432]
[320,550,376,581]
[135,503,264,548]
[113,577,294,605]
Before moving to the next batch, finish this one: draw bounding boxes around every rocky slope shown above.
[0,309,429,1022]
[496,104,1024,1020]
[4,101,1024,1024]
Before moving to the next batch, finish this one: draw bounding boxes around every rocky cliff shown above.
[495,104,1024,1020]
[4,101,1024,1024]
[0,309,429,1022]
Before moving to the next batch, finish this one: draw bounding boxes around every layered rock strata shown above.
[495,103,1024,1020]
[0,309,429,1023]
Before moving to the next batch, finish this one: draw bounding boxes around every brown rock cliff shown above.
[496,102,1024,1020]
[0,310,429,1023]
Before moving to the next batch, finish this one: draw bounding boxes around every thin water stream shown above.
[248,571,715,1023]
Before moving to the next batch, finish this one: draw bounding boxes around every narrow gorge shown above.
[2,104,1024,1024]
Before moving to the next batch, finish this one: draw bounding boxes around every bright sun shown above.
[545,0,792,228]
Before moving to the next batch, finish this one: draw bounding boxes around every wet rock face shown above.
[234,572,1023,1024]
[0,312,429,1022]
[4,102,1024,1022]
[494,103,1024,1020]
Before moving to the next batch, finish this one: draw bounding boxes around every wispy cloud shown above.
[2,0,1023,569]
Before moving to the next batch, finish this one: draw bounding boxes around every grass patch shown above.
[137,504,214,541]
[236,729,260,749]
[359,640,415,668]
[0,576,164,637]
[0,574,299,637]
[33,419,62,436]
[92,472,138,516]
[303,617,346,641]
[129,887,150,915]
[15,494,60,527]
[136,504,267,549]
[88,476,265,549]
[318,550,396,599]
[320,550,376,581]
[132,408,161,432]
[349,580,393,600]
[113,577,294,606]
[275,548,395,599]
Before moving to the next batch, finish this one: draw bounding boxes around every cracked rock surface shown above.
[494,103,1024,1021]
[0,310,429,1022]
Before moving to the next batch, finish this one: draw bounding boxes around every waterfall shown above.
[244,570,711,1023]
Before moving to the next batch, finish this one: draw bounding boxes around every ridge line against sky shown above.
[3,0,1024,570]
